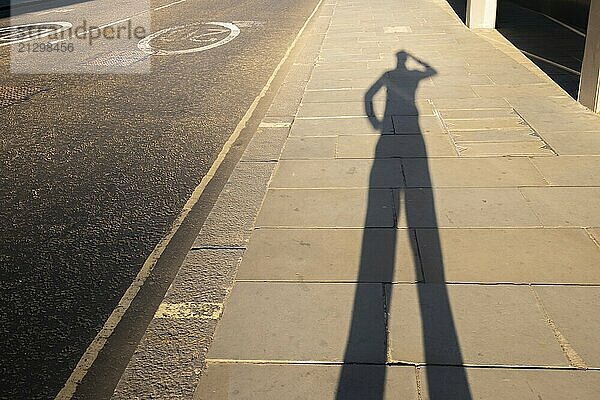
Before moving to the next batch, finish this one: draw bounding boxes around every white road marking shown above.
[97,17,132,31]
[1,29,54,41]
[35,8,74,16]
[48,17,134,44]
[154,0,187,11]
[182,26,227,42]
[48,0,188,44]
[0,22,72,46]
[54,0,325,397]
[232,20,264,28]
[137,22,240,55]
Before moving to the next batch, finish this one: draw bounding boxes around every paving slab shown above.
[520,112,600,134]
[306,77,382,89]
[539,132,600,156]
[438,108,517,119]
[164,250,244,304]
[416,85,478,99]
[433,66,485,77]
[520,187,600,227]
[588,227,600,243]
[237,228,420,282]
[290,117,394,136]
[113,318,218,399]
[470,84,564,98]
[432,97,511,110]
[507,96,588,114]
[192,162,275,248]
[392,115,445,134]
[313,61,370,71]
[241,126,289,162]
[337,134,457,158]
[387,284,566,366]
[281,137,337,159]
[297,101,386,118]
[255,188,395,228]
[443,116,527,131]
[449,128,538,142]
[417,228,600,283]
[196,364,418,400]
[267,82,310,117]
[309,69,386,81]
[530,156,600,186]
[301,88,388,104]
[430,74,493,85]
[488,73,545,84]
[399,188,542,227]
[421,367,600,400]
[283,62,315,83]
[271,159,404,188]
[534,285,600,367]
[207,282,385,362]
[456,141,554,157]
[402,157,546,187]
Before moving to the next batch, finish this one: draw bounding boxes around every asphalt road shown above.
[0,0,319,397]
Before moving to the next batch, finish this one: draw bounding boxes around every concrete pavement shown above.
[117,0,600,398]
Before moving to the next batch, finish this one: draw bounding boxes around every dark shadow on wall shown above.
[445,0,586,99]
[496,0,586,99]
[335,51,472,399]
[446,0,466,23]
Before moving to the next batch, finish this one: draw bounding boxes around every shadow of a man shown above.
[335,51,472,400]
[366,51,436,131]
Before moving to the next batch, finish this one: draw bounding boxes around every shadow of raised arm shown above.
[365,74,386,130]
[410,53,437,78]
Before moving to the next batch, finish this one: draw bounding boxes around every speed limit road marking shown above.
[0,22,72,47]
[137,22,240,55]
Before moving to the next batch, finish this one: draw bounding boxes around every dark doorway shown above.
[445,0,587,99]
[496,0,586,99]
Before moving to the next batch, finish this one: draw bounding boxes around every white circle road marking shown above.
[137,22,240,55]
[0,22,72,47]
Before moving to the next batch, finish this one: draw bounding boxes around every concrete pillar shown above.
[466,0,497,29]
[579,0,600,113]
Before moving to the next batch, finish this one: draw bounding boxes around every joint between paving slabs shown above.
[239,159,279,164]
[411,229,427,283]
[583,228,600,248]
[415,366,424,400]
[528,285,588,369]
[525,156,552,186]
[203,358,600,370]
[516,187,546,227]
[430,103,464,157]
[383,283,392,364]
[190,245,247,251]
[511,108,559,156]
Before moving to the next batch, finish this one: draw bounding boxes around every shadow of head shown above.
[365,50,437,131]
[396,50,409,68]
[393,50,437,77]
